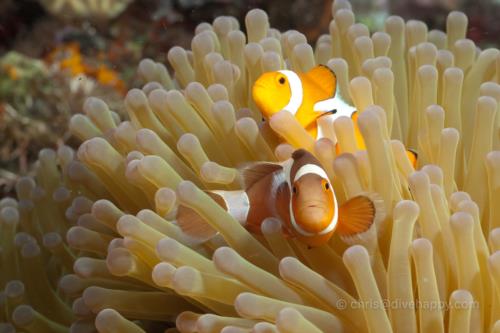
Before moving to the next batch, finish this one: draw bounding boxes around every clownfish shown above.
[252,65,418,167]
[176,149,385,247]
[252,65,355,140]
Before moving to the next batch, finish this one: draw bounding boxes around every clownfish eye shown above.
[321,179,330,191]
[325,182,330,190]
[278,77,286,85]
[292,186,297,194]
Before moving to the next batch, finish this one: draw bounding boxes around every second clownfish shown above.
[252,65,418,167]
[252,65,353,140]
[176,149,385,247]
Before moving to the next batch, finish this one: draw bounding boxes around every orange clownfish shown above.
[252,65,418,167]
[252,65,356,140]
[177,149,385,247]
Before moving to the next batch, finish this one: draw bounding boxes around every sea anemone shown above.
[2,0,500,332]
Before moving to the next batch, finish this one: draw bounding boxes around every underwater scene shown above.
[1,0,500,332]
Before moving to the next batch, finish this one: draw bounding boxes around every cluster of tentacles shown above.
[1,0,500,332]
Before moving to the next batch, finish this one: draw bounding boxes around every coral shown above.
[1,0,500,332]
[0,51,125,195]
[46,43,126,94]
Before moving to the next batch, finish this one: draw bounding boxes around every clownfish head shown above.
[291,172,335,232]
[283,149,338,247]
[252,70,303,119]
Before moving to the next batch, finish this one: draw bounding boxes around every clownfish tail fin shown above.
[336,192,386,244]
[406,149,418,169]
[176,191,226,242]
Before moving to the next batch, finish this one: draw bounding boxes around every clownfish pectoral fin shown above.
[176,192,226,241]
[304,65,337,99]
[240,162,283,190]
[336,193,386,243]
[406,149,418,168]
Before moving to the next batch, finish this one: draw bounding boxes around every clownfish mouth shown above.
[252,83,268,94]
[297,202,328,214]
[253,82,267,89]
[306,204,321,208]
[301,200,327,207]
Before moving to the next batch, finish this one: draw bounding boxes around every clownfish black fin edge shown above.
[406,149,418,168]
[304,65,337,99]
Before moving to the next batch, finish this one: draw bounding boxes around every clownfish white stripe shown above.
[212,190,250,226]
[279,70,303,115]
[313,91,357,141]
[325,194,338,233]
[282,158,294,190]
[313,94,356,115]
[293,164,329,182]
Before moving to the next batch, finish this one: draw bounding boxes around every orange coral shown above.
[45,42,126,93]
[3,64,19,80]
[94,65,126,94]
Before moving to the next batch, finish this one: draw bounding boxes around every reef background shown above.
[0,0,499,197]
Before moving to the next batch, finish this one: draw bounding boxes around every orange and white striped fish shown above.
[252,65,418,167]
[177,149,384,247]
[252,65,355,141]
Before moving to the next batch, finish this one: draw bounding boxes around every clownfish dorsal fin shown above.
[291,148,308,160]
[240,162,283,190]
[303,65,337,99]
[336,192,386,244]
[176,191,226,241]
